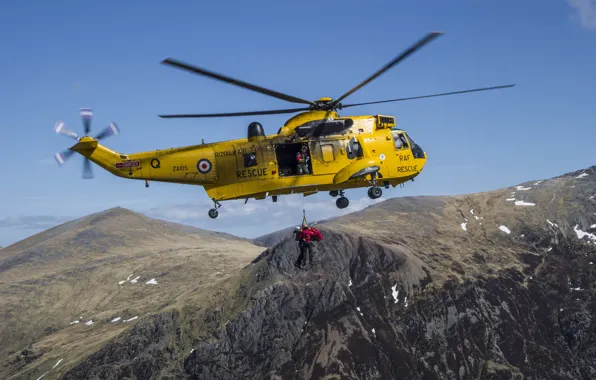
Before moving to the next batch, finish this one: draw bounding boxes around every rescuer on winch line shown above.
[294,210,323,269]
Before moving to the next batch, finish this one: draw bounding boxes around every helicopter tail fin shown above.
[69,139,99,153]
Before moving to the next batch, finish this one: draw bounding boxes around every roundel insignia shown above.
[380,154,386,160]
[197,158,212,174]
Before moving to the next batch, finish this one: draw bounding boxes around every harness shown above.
[297,152,307,164]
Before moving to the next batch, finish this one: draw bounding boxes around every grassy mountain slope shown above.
[0,207,263,380]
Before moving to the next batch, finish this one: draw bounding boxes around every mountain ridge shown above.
[59,164,596,379]
[252,164,596,247]
[2,164,595,379]
[1,206,248,254]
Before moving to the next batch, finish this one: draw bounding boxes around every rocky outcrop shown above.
[63,232,596,378]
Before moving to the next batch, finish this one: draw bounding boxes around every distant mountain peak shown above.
[88,206,137,217]
[0,205,250,256]
[78,206,151,227]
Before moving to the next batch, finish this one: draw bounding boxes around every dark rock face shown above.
[60,233,596,379]
[62,312,179,380]
[188,239,595,380]
[60,166,596,379]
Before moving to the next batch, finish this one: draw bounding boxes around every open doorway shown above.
[274,142,312,177]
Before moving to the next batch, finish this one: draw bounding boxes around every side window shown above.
[346,137,362,159]
[391,131,408,150]
[244,152,257,167]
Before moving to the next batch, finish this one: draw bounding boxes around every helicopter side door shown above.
[273,141,314,177]
[232,141,273,182]
[213,143,238,185]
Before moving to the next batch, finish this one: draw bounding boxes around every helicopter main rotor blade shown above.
[159,106,310,119]
[341,84,516,109]
[161,58,315,107]
[331,32,443,108]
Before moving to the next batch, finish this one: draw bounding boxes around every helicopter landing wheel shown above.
[329,190,339,197]
[208,198,222,219]
[336,196,349,209]
[368,186,382,199]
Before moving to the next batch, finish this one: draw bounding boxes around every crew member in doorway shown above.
[296,144,310,175]
[294,224,323,268]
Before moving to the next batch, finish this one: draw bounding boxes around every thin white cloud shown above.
[144,194,385,238]
[0,193,387,245]
[0,215,74,230]
[568,0,596,29]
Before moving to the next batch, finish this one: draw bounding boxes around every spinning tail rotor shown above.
[53,108,120,179]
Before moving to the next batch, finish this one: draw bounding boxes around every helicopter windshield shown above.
[392,128,424,159]
[404,133,425,159]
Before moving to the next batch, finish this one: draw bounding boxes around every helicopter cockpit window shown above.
[244,152,257,167]
[346,137,363,159]
[405,133,425,159]
[391,131,408,150]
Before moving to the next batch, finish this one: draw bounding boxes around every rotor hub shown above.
[52,108,120,179]
[310,97,342,112]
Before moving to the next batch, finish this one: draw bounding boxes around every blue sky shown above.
[0,0,595,247]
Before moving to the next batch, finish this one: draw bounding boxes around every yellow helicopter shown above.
[53,32,514,219]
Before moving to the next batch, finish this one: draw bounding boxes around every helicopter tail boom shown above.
[68,137,219,185]
[68,137,140,179]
